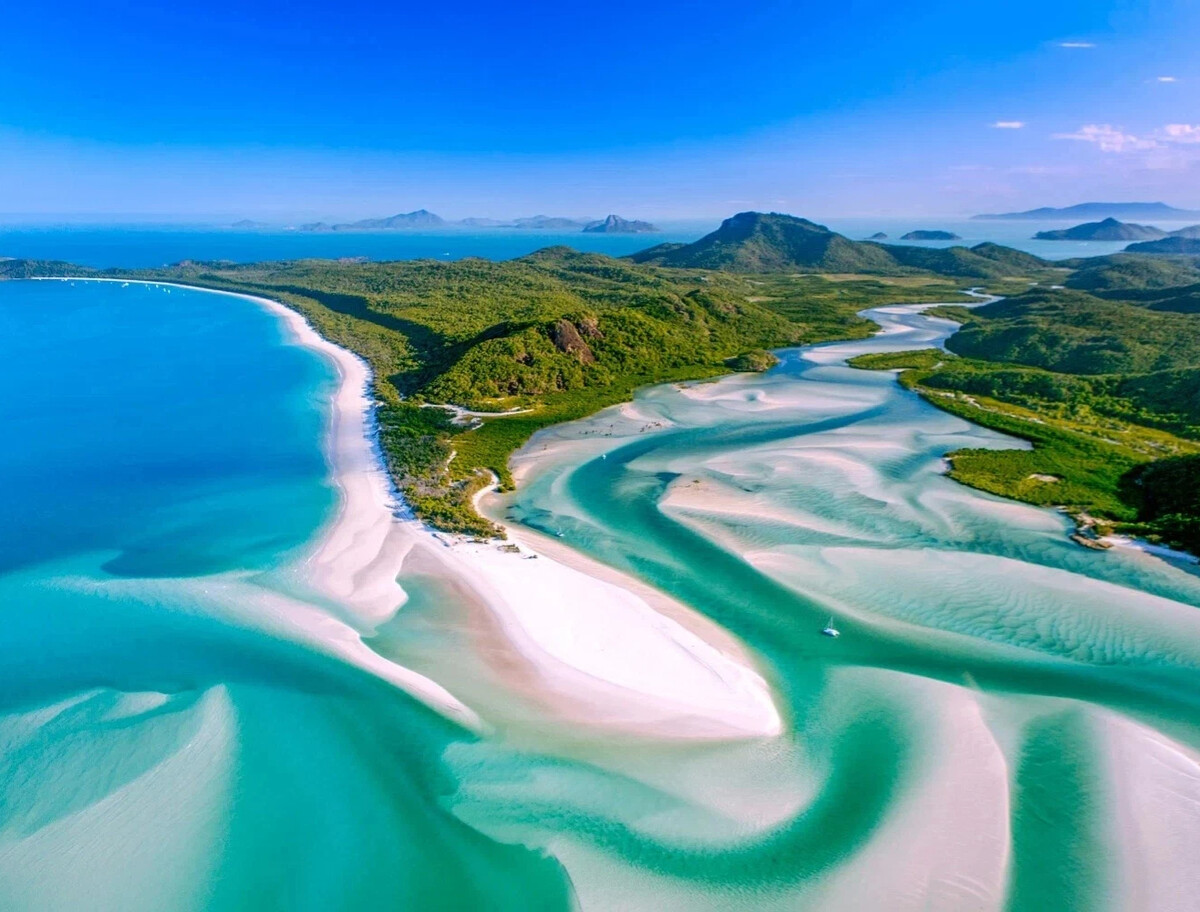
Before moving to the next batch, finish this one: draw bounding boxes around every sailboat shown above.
[821,616,840,638]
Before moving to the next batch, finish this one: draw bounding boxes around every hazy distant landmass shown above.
[299,209,446,231]
[900,230,961,241]
[292,211,658,233]
[582,215,658,234]
[457,217,513,228]
[510,215,590,230]
[1034,218,1168,241]
[866,232,888,240]
[629,211,1044,277]
[231,219,270,229]
[974,202,1200,221]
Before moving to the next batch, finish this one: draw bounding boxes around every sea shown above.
[2,215,1193,269]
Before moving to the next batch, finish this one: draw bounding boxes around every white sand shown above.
[806,670,1011,912]
[427,521,783,739]
[1098,710,1200,912]
[262,287,782,740]
[45,279,782,741]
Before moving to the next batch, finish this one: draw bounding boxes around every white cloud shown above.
[1053,124,1157,152]
[1157,76,1178,82]
[1160,124,1200,143]
[1059,41,1095,48]
[992,121,1026,129]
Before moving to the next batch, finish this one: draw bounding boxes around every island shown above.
[866,232,888,240]
[900,230,961,241]
[582,214,658,233]
[1033,218,1167,241]
[301,209,447,231]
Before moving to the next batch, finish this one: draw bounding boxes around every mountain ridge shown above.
[974,202,1200,221]
[627,211,1046,278]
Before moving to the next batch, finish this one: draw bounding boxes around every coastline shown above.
[36,277,783,741]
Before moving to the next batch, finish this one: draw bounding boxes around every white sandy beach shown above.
[46,279,782,741]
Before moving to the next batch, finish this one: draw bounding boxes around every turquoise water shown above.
[0,280,571,910]
[480,304,1200,909]
[4,279,1200,910]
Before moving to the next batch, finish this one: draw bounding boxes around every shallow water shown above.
[488,302,1200,910]
[0,280,571,910]
[3,280,1199,911]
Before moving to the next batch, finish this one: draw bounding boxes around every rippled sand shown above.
[476,301,1200,910]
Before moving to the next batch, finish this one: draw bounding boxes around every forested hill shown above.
[852,282,1200,554]
[628,211,1049,278]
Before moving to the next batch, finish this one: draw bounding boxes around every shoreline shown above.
[36,277,783,741]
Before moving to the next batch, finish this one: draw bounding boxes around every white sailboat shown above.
[821,616,840,638]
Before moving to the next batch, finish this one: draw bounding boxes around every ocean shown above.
[0,215,1184,269]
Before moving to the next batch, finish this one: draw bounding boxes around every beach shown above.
[247,282,785,741]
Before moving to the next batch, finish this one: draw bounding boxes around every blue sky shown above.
[2,0,1198,220]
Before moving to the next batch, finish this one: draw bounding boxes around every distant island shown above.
[582,215,658,234]
[301,209,447,231]
[900,230,961,241]
[974,201,1200,221]
[866,232,888,240]
[1034,218,1168,241]
[293,210,656,233]
[510,215,589,230]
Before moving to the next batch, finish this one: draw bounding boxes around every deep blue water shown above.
[0,225,706,269]
[0,216,1174,269]
[0,279,335,577]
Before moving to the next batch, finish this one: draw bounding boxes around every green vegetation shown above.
[72,248,971,535]
[851,284,1200,552]
[1125,456,1200,553]
[726,349,779,371]
[0,259,90,279]
[9,212,1197,551]
[1063,253,1200,292]
[628,211,1055,280]
[944,290,1200,374]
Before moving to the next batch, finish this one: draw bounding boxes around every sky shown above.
[2,0,1199,221]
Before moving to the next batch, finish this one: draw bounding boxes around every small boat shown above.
[821,617,840,638]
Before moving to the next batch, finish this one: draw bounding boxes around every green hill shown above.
[1099,283,1200,314]
[852,284,1200,549]
[628,211,1047,278]
[0,259,91,279]
[945,289,1200,374]
[1034,218,1166,241]
[1126,237,1200,254]
[1064,253,1200,291]
[628,212,899,272]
